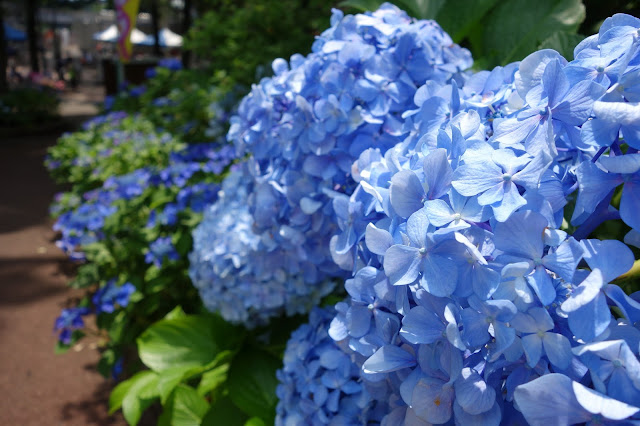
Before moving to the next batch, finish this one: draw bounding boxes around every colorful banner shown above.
[114,0,141,63]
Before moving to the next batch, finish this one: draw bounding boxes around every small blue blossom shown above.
[92,280,136,314]
[54,307,90,344]
[145,237,180,267]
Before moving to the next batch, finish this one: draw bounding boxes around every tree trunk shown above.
[0,1,8,93]
[181,0,191,68]
[26,0,39,73]
[150,0,161,57]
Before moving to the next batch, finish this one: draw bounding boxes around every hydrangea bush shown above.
[272,12,640,425]
[190,3,473,326]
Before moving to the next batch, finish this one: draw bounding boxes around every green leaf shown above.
[538,31,585,61]
[109,370,159,425]
[137,315,218,372]
[339,0,385,13]
[227,348,280,422]
[201,396,247,426]
[158,385,210,426]
[157,366,194,404]
[197,364,230,397]
[434,0,499,42]
[395,0,446,19]
[244,418,266,426]
[164,305,187,321]
[54,341,71,354]
[481,0,585,66]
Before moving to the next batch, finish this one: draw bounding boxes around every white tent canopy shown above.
[142,28,183,47]
[93,24,149,45]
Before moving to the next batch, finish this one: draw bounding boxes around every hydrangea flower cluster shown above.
[52,141,233,261]
[192,3,473,325]
[276,13,640,425]
[275,306,387,425]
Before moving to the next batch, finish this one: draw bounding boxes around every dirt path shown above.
[0,71,126,425]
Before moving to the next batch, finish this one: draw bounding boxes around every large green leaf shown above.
[158,385,210,426]
[227,348,280,422]
[137,315,218,372]
[538,31,585,61]
[109,370,159,426]
[197,364,230,397]
[481,0,585,65]
[201,396,247,426]
[394,0,446,19]
[434,0,499,42]
[339,0,385,13]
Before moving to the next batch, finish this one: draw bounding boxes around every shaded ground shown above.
[0,70,126,425]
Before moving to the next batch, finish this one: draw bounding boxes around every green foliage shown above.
[46,116,182,195]
[227,348,280,423]
[0,87,59,127]
[185,0,337,86]
[137,315,221,372]
[158,385,210,426]
[110,68,238,143]
[109,310,286,425]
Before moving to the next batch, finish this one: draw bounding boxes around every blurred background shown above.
[1,0,640,425]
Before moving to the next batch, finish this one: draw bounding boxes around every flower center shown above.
[502,173,512,182]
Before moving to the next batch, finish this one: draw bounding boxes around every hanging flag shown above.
[114,0,141,63]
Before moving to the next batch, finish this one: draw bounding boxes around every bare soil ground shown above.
[0,71,127,425]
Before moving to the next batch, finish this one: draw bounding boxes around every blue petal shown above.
[400,306,445,344]
[621,181,640,231]
[406,208,431,247]
[521,334,542,368]
[383,245,421,286]
[490,181,526,222]
[425,199,455,227]
[553,80,605,125]
[346,305,371,338]
[543,333,573,369]
[454,367,496,415]
[472,265,501,300]
[527,266,556,306]
[365,223,394,256]
[512,152,552,190]
[542,237,583,282]
[390,170,425,218]
[581,239,635,282]
[567,292,611,342]
[423,148,453,200]
[572,162,622,223]
[572,379,640,420]
[494,210,546,260]
[362,345,416,374]
[452,161,502,197]
[513,373,592,426]
[420,254,458,297]
[605,284,640,325]
[453,400,501,426]
[562,269,605,312]
[411,378,454,424]
[541,59,569,109]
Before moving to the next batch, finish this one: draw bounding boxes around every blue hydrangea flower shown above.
[92,280,136,314]
[317,12,640,425]
[276,307,384,425]
[54,307,90,344]
[193,3,473,326]
[145,236,180,267]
